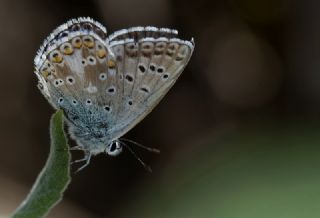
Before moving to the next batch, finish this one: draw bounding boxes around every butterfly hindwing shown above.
[35,18,114,127]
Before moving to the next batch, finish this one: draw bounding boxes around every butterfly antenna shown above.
[120,141,153,173]
[120,138,160,153]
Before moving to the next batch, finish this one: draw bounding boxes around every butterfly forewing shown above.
[107,28,194,139]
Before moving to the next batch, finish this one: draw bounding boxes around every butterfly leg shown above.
[72,151,92,173]
[70,146,83,150]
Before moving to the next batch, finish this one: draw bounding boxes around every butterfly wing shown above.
[105,27,194,140]
[34,18,121,147]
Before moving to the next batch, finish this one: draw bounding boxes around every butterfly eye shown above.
[106,141,122,156]
[72,37,82,48]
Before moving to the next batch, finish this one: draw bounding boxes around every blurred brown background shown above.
[2,0,320,217]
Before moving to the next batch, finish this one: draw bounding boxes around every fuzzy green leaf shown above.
[11,110,71,218]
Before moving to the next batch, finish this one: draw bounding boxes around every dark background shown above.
[1,0,320,217]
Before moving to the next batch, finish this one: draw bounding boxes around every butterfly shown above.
[34,17,194,171]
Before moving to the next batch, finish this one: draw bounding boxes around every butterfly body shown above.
[34,17,194,168]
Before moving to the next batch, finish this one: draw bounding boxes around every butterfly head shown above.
[106,140,123,156]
